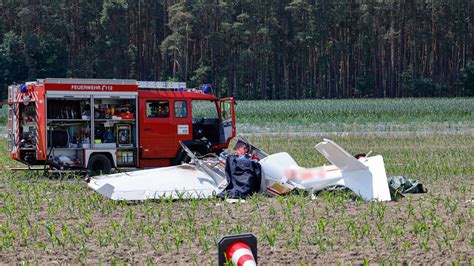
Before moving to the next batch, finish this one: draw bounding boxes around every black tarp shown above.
[218,155,262,199]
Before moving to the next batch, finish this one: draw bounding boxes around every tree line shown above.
[0,0,472,100]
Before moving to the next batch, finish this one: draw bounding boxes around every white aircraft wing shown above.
[88,164,224,200]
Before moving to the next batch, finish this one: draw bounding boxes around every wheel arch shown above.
[85,150,116,168]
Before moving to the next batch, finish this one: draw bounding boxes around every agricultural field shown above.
[0,98,473,264]
[236,98,473,134]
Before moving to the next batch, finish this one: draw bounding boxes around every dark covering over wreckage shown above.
[219,155,262,199]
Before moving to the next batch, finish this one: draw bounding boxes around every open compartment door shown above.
[219,97,236,146]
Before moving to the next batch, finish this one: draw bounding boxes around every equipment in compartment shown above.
[94,123,116,148]
[103,127,115,143]
[47,129,69,147]
[19,131,36,149]
[116,124,132,147]
[47,124,91,148]
[21,104,36,124]
[47,97,92,150]
[81,103,91,120]
[94,101,135,120]
[7,79,150,174]
[48,151,82,167]
[21,150,36,163]
[117,150,135,166]
[47,99,85,119]
[19,102,37,162]
[78,125,91,148]
[93,98,136,149]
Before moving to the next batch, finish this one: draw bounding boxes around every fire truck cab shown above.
[7,78,235,175]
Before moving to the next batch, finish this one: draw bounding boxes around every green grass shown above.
[0,98,473,264]
[236,98,474,133]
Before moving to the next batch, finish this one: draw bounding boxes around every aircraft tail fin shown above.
[315,138,391,201]
[315,138,367,172]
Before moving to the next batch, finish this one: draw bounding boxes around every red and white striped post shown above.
[218,233,257,266]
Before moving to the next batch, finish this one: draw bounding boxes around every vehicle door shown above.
[218,97,236,146]
[139,98,175,158]
[173,99,192,145]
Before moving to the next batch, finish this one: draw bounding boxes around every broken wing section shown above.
[259,152,299,195]
[88,164,224,200]
[315,139,391,201]
[259,138,391,201]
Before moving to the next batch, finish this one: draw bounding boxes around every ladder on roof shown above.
[41,78,186,89]
[24,78,188,90]
[137,81,186,90]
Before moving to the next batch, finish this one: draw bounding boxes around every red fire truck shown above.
[7,78,235,175]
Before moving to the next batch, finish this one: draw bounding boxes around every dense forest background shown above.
[0,0,472,100]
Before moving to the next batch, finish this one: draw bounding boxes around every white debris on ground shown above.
[88,138,391,202]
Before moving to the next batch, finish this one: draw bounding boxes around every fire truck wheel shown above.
[87,154,112,176]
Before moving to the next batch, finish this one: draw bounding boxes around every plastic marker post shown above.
[218,233,257,266]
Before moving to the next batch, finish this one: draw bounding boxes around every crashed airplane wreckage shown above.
[88,138,391,201]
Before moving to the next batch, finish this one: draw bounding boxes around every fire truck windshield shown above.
[192,100,218,119]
